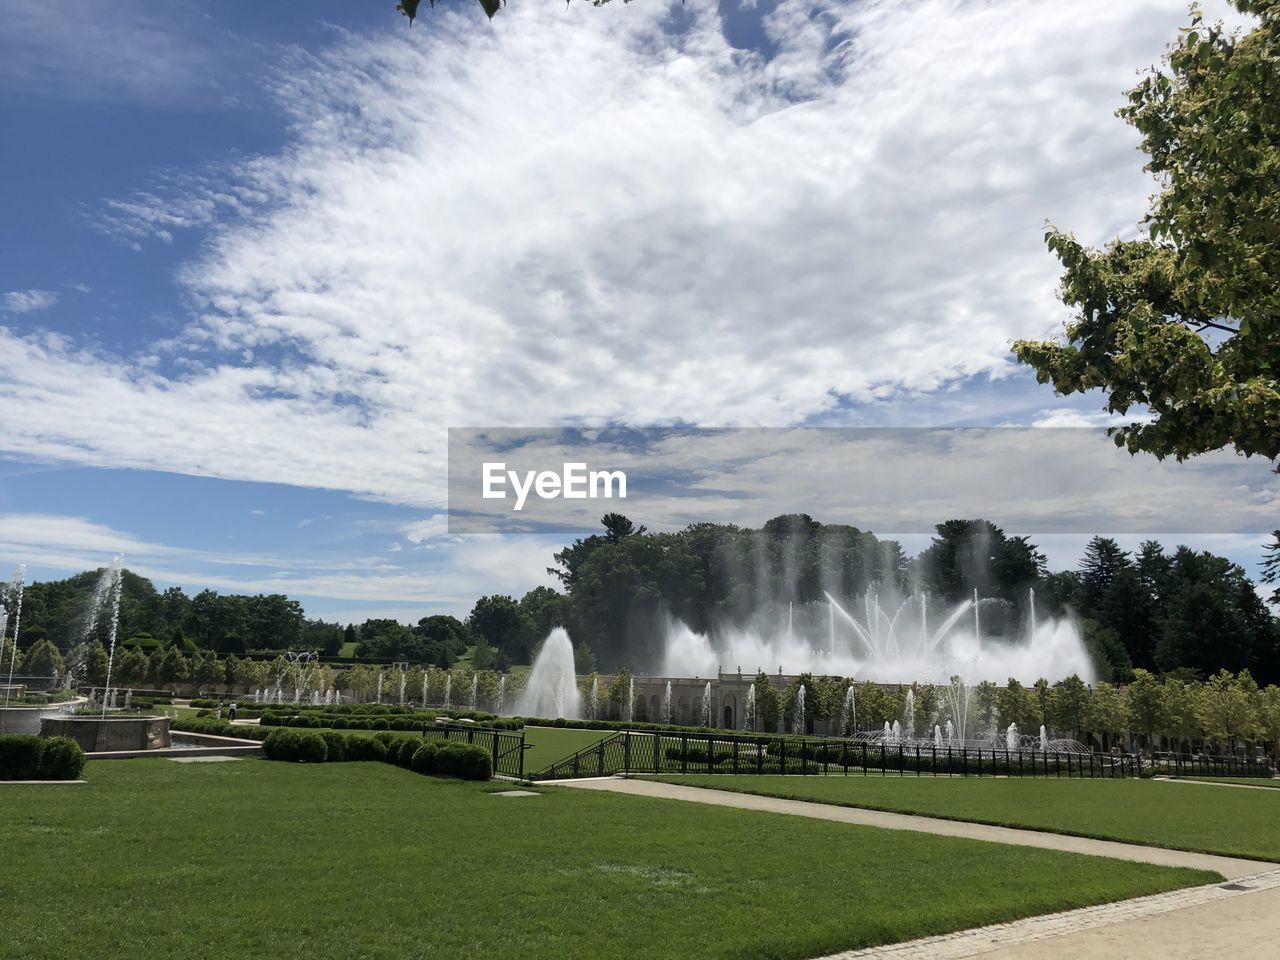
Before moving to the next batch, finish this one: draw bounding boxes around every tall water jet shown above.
[1006,722,1019,751]
[422,673,428,707]
[838,686,856,737]
[791,683,806,734]
[515,628,581,719]
[399,672,407,706]
[443,673,451,710]
[934,725,943,749]
[376,670,384,704]
[589,676,599,720]
[95,557,123,719]
[3,563,28,708]
[744,683,756,730]
[662,680,673,724]
[945,719,955,743]
[883,720,892,741]
[626,677,635,724]
[701,681,712,727]
[1039,724,1048,752]
[901,688,916,740]
[498,674,507,714]
[470,673,478,711]
[891,719,901,742]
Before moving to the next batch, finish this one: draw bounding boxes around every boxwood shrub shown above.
[0,735,47,780]
[38,736,86,780]
[261,729,328,763]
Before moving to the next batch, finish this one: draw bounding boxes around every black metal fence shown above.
[527,729,1277,782]
[422,723,528,779]
[1152,750,1274,780]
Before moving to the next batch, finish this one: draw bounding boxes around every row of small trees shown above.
[746,669,1280,758]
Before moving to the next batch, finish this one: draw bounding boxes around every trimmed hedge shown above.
[0,735,86,781]
[261,729,328,763]
[255,728,492,781]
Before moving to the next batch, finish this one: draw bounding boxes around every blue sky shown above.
[0,0,1272,623]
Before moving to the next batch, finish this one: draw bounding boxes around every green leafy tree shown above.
[114,646,149,686]
[1048,675,1090,740]
[751,672,782,732]
[22,638,63,678]
[1197,669,1259,751]
[1125,669,1167,754]
[1014,3,1279,467]
[1087,682,1130,752]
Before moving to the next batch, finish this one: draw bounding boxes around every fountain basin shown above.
[40,715,171,752]
[0,701,78,736]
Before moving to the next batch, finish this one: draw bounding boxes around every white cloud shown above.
[0,0,249,106]
[2,290,58,314]
[0,0,1263,515]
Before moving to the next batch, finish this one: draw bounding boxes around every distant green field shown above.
[659,775,1280,861]
[522,726,610,773]
[1,761,1214,960]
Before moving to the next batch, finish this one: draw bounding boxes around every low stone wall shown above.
[41,715,171,752]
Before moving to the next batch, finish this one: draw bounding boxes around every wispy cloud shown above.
[0,1,1261,516]
[2,289,58,314]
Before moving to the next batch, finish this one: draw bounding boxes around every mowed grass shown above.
[659,775,1280,861]
[0,761,1213,960]
[521,726,610,773]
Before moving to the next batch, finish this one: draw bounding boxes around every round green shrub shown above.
[37,736,85,780]
[0,735,46,780]
[394,738,419,767]
[436,742,492,781]
[410,742,440,774]
[349,737,388,762]
[320,731,348,763]
[372,718,391,730]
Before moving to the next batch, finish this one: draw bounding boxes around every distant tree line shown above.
[3,516,1275,684]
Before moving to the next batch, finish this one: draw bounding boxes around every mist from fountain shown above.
[515,628,581,719]
[661,587,1091,684]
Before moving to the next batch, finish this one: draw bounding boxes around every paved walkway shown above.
[554,777,1280,958]
[1153,775,1280,792]
[554,777,1268,878]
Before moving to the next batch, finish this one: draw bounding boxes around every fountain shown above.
[514,628,581,719]
[901,688,916,740]
[3,564,27,707]
[945,719,955,743]
[662,587,1093,684]
[470,673,478,711]
[838,686,855,737]
[95,557,124,719]
[443,673,451,710]
[399,672,407,706]
[589,676,599,720]
[701,681,712,727]
[891,719,901,742]
[421,673,428,707]
[497,674,506,713]
[1006,722,1019,751]
[744,682,755,731]
[626,677,634,724]
[1040,724,1049,752]
[662,680,673,724]
[934,725,943,749]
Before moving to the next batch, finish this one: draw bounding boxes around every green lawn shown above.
[658,775,1280,861]
[521,725,610,773]
[0,760,1214,960]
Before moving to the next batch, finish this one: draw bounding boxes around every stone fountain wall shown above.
[41,716,171,752]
